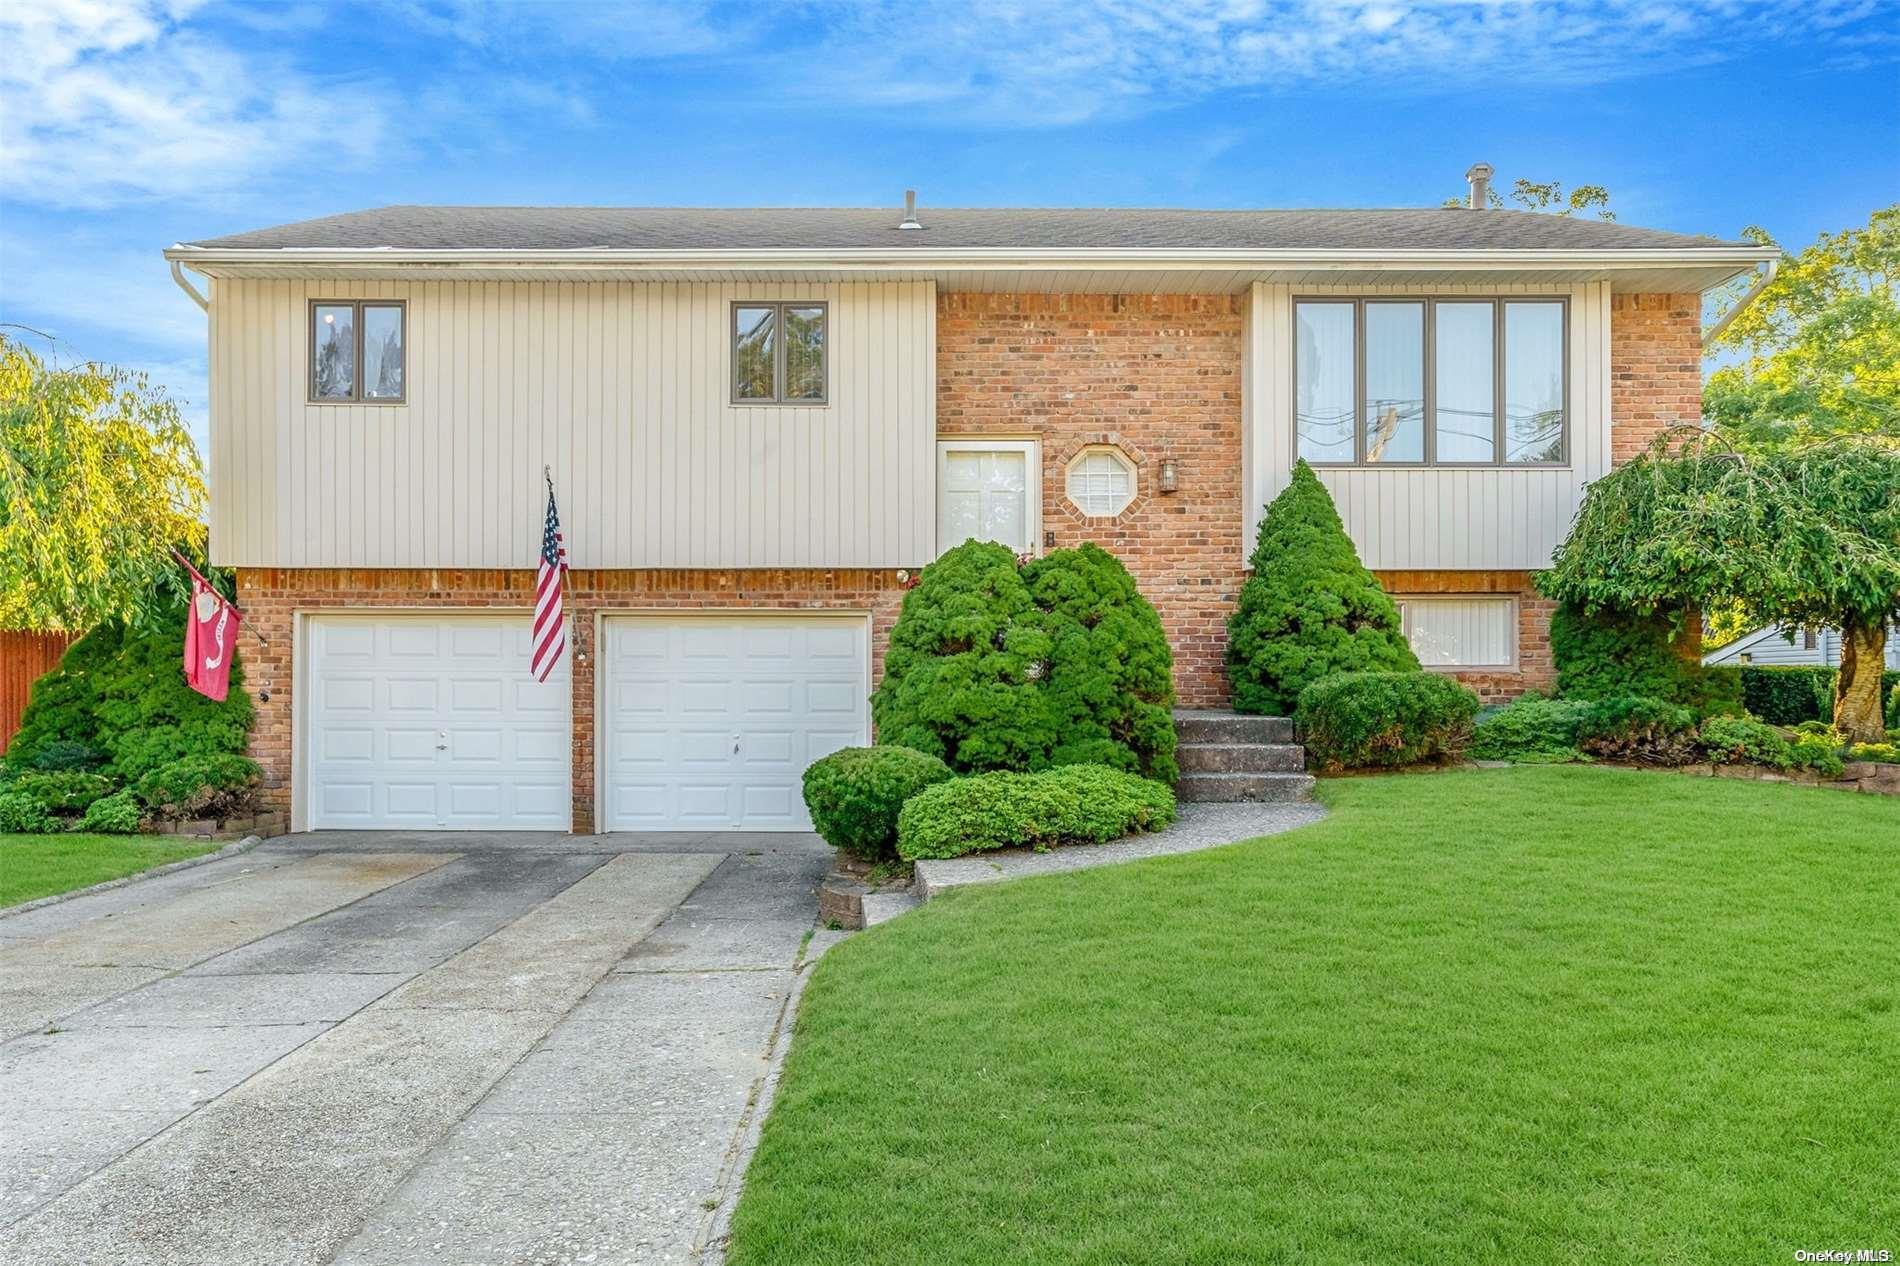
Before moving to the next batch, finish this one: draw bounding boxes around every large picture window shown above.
[732,301,827,404]
[310,300,405,403]
[1296,298,1566,466]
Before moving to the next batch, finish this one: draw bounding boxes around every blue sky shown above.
[2,0,1896,458]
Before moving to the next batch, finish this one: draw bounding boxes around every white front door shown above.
[599,615,868,831]
[304,615,571,830]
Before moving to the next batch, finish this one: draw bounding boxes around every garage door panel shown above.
[306,615,569,831]
[601,616,867,832]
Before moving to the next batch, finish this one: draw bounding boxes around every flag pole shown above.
[169,547,269,647]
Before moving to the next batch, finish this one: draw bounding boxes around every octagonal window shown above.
[1065,447,1136,517]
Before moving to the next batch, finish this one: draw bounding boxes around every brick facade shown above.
[1375,570,1557,702]
[1610,292,1703,463]
[235,567,907,833]
[937,293,1248,707]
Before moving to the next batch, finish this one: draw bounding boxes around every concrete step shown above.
[1176,772,1316,804]
[1177,742,1306,774]
[1174,710,1295,745]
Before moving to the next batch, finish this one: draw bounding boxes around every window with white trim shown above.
[937,440,1039,556]
[1397,597,1517,669]
[1065,447,1136,517]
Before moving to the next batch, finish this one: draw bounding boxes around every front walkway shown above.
[0,830,834,1265]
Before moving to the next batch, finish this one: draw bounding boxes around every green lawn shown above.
[0,834,221,908]
[730,766,1900,1264]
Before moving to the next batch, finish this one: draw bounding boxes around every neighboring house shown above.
[164,172,1775,833]
[1703,624,1900,669]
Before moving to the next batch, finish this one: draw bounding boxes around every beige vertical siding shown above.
[207,279,937,569]
[1246,280,1614,570]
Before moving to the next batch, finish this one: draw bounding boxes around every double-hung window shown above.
[310,300,405,403]
[936,439,1039,556]
[732,301,827,404]
[1295,298,1566,465]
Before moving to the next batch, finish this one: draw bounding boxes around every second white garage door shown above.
[599,615,868,831]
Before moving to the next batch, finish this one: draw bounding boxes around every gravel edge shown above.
[0,834,265,921]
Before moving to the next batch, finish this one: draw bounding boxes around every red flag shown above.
[183,571,240,702]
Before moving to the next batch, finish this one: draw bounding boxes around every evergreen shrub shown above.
[1295,671,1479,771]
[801,746,954,862]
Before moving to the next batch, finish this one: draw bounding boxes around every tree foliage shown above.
[1704,207,1900,445]
[1540,433,1900,741]
[0,334,206,632]
[1227,461,1418,715]
[1443,177,1615,219]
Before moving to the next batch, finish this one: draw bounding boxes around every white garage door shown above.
[304,615,570,830]
[599,615,868,831]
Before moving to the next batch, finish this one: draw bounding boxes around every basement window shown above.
[1397,597,1518,669]
[310,300,405,403]
[732,302,827,404]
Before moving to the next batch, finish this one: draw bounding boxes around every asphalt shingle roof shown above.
[183,206,1745,252]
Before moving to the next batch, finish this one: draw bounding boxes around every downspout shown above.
[170,258,209,311]
[1702,256,1778,350]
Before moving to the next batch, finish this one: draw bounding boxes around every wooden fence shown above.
[1,631,76,754]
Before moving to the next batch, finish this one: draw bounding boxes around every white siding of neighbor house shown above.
[1704,624,1900,669]
[207,279,936,568]
[1244,280,1614,570]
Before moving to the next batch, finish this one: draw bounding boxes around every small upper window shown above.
[1066,447,1136,518]
[733,302,827,404]
[311,300,404,403]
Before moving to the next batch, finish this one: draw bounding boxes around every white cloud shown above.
[0,0,389,208]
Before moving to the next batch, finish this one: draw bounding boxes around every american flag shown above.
[532,472,569,682]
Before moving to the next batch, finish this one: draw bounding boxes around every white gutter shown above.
[164,244,1781,274]
[1701,256,1780,350]
[169,259,209,310]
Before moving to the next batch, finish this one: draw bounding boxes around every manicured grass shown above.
[729,767,1900,1264]
[0,834,221,908]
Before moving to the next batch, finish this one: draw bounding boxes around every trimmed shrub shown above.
[133,753,261,820]
[1227,462,1418,715]
[12,771,116,814]
[872,540,1055,772]
[1295,671,1480,772]
[895,765,1175,861]
[79,789,143,834]
[1550,602,1739,713]
[0,791,57,834]
[1470,697,1593,763]
[871,540,1179,781]
[802,746,955,861]
[1697,716,1793,769]
[1742,666,1900,728]
[1846,742,1899,764]
[1022,543,1178,784]
[1789,732,1846,778]
[1574,696,1699,764]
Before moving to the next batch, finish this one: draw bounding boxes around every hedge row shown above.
[895,765,1175,861]
[1295,671,1480,772]
[1739,666,1900,728]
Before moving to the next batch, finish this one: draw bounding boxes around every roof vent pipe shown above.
[1465,162,1494,210]
[899,189,923,230]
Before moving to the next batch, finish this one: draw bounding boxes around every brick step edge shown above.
[1173,712,1295,744]
[1176,772,1316,804]
[1176,743,1307,774]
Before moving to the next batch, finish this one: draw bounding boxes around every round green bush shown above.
[1227,462,1418,716]
[1574,696,1699,764]
[1295,671,1479,772]
[0,791,57,834]
[1789,731,1846,778]
[872,541,1054,772]
[79,789,143,835]
[1022,543,1177,783]
[895,765,1175,861]
[802,746,954,861]
[1470,697,1594,763]
[134,753,262,820]
[1697,716,1793,769]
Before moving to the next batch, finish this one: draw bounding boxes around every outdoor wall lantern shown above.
[1158,458,1179,494]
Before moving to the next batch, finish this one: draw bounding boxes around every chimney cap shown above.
[898,189,923,230]
[1464,162,1494,211]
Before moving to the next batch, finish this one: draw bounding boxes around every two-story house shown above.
[165,174,1775,834]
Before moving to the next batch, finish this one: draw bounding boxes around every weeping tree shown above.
[0,334,206,632]
[1541,432,1900,743]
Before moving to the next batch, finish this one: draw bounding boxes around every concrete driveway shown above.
[0,830,837,1265]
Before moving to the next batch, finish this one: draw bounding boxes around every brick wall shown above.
[937,293,1248,707]
[1375,570,1557,702]
[235,567,907,832]
[1610,292,1703,463]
